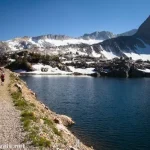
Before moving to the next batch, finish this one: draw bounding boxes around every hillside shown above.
[0,69,93,149]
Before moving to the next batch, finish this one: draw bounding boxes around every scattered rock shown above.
[30,91,36,96]
[57,63,71,72]
[45,106,49,110]
[15,83,22,92]
[40,119,44,124]
[69,147,78,150]
[90,72,100,77]
[54,118,60,124]
[73,72,83,76]
[60,115,75,126]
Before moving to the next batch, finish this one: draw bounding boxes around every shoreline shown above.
[8,70,93,150]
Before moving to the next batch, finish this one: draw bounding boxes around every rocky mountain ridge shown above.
[81,29,137,40]
[93,15,150,60]
[81,31,116,40]
[0,29,138,53]
[0,16,150,61]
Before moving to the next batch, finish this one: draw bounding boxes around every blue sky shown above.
[0,0,149,40]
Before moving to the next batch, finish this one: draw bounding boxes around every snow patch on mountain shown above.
[37,38,102,46]
[7,40,21,51]
[136,39,150,54]
[138,68,150,73]
[6,37,102,51]
[123,39,150,60]
[101,50,118,59]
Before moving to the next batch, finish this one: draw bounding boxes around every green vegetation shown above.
[21,111,51,148]
[29,53,60,64]
[21,111,37,122]
[10,74,64,149]
[28,130,51,148]
[6,58,32,71]
[6,52,60,71]
[0,54,9,66]
[11,92,28,110]
[52,126,62,137]
[43,117,62,137]
[43,117,53,126]
[11,91,52,148]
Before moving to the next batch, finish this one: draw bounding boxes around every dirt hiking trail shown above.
[0,70,25,149]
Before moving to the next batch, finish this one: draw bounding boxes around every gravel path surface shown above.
[0,70,25,149]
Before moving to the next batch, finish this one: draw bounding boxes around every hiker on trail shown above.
[1,72,5,86]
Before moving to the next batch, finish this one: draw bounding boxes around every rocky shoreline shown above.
[62,57,150,78]
[93,58,150,78]
[9,70,93,150]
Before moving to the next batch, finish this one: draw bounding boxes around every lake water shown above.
[21,76,150,150]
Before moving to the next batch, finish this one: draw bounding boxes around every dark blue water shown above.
[21,76,150,150]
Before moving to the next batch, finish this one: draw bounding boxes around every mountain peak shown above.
[81,31,115,40]
[135,15,150,41]
[32,34,72,41]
